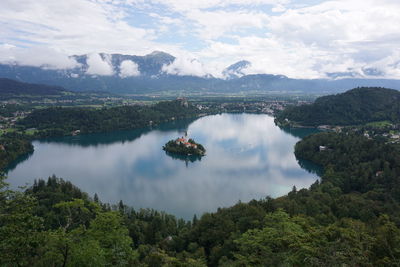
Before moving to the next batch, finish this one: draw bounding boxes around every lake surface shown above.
[7,113,320,219]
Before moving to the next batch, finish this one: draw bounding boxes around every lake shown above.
[6,113,320,220]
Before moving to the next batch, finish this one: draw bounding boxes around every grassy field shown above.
[0,128,16,136]
[366,120,393,128]
[0,127,37,136]
[24,128,38,135]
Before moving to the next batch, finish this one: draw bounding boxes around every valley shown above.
[2,82,400,266]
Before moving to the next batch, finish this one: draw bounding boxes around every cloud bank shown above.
[1,0,400,79]
[0,45,78,69]
[86,53,114,76]
[162,57,209,77]
[119,60,140,78]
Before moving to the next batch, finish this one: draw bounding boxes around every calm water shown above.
[7,114,320,219]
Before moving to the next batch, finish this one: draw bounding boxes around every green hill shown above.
[276,87,400,126]
[18,99,200,137]
[0,78,66,96]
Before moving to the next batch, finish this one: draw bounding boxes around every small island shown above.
[163,136,206,156]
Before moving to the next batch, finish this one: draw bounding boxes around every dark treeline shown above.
[2,131,400,266]
[19,99,200,138]
[0,132,33,170]
[276,87,400,126]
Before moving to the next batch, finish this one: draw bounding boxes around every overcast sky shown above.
[1,0,400,79]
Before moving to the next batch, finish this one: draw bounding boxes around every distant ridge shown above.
[0,78,66,96]
[71,51,176,77]
[276,87,400,126]
[1,51,400,94]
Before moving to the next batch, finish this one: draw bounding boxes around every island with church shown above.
[163,133,206,157]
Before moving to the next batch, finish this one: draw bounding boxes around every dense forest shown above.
[2,130,400,266]
[275,87,400,126]
[295,132,400,199]
[0,132,33,170]
[18,99,200,138]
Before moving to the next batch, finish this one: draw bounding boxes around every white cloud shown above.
[364,51,400,79]
[272,5,286,12]
[86,53,114,76]
[162,57,209,77]
[0,45,78,69]
[187,10,269,39]
[119,60,140,78]
[1,0,400,79]
[132,0,289,12]
[198,37,322,79]
[149,13,182,25]
[0,0,158,55]
[195,0,400,78]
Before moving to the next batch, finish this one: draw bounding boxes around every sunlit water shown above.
[7,114,320,219]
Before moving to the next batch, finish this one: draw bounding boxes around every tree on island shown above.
[163,137,205,156]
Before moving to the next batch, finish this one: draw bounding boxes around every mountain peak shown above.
[223,60,251,79]
[146,51,174,58]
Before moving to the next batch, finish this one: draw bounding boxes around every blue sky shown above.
[0,0,399,79]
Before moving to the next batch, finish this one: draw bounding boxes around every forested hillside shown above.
[19,99,200,138]
[0,132,33,170]
[295,132,400,219]
[276,87,400,126]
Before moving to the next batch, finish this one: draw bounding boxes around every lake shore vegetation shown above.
[19,99,201,138]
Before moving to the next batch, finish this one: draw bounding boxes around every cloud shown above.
[0,0,158,55]
[162,57,209,77]
[132,0,289,13]
[149,13,182,25]
[187,10,269,39]
[363,51,400,79]
[86,53,114,76]
[0,44,78,69]
[119,60,140,78]
[1,0,400,79]
[199,37,322,79]
[195,0,400,79]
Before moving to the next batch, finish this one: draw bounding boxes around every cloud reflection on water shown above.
[7,114,319,219]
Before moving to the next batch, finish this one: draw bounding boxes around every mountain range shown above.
[1,51,400,94]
